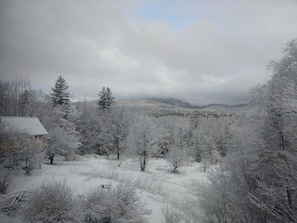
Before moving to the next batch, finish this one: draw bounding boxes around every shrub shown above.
[82,185,151,223]
[162,202,180,223]
[23,179,81,223]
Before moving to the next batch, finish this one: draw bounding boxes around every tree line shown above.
[0,74,231,176]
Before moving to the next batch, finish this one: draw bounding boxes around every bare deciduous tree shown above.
[127,115,159,171]
[166,145,186,173]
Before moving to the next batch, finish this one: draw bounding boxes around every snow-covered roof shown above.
[1,116,48,136]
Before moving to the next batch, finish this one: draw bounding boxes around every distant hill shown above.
[117,98,173,108]
[87,97,248,113]
[147,97,199,109]
[146,98,248,112]
[197,103,248,112]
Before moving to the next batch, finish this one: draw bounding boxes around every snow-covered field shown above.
[1,155,208,223]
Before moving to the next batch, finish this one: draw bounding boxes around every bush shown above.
[23,180,82,223]
[162,202,180,223]
[82,185,151,223]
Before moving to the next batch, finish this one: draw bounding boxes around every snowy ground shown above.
[0,155,208,223]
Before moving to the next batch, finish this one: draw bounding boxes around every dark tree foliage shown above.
[50,75,70,108]
[98,87,115,110]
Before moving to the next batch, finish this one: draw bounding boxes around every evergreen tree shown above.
[106,87,115,107]
[98,87,115,110]
[98,87,107,109]
[50,75,70,108]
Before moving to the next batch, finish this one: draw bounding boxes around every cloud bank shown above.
[1,0,297,105]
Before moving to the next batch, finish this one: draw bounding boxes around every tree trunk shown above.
[141,158,146,171]
[116,139,120,159]
[49,154,54,164]
[173,166,177,173]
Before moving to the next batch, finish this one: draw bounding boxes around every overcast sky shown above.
[1,0,297,105]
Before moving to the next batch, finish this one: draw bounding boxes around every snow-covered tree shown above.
[19,89,30,116]
[198,39,297,223]
[154,116,176,158]
[98,86,115,110]
[225,126,263,222]
[0,122,44,174]
[196,166,233,223]
[99,106,131,159]
[127,115,159,171]
[189,118,230,168]
[248,39,297,222]
[22,89,53,119]
[172,118,191,151]
[44,106,81,164]
[155,116,191,160]
[50,75,70,111]
[214,120,231,157]
[74,99,104,155]
[196,124,263,223]
[0,78,31,116]
[166,145,186,173]
[190,128,203,162]
[198,119,221,166]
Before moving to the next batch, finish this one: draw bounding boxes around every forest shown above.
[0,39,297,223]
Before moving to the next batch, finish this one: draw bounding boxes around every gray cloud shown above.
[1,0,297,105]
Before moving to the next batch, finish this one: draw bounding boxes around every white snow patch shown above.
[1,155,208,222]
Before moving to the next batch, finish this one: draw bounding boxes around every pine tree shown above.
[106,87,115,107]
[98,87,107,109]
[50,76,70,108]
[98,87,115,110]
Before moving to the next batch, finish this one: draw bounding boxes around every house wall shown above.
[31,135,49,149]
[0,134,49,152]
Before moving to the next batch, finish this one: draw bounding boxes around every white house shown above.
[0,116,49,147]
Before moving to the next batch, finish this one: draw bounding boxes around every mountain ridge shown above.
[83,97,248,112]
[145,97,248,111]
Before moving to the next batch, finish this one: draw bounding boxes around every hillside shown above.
[77,98,248,118]
[117,97,248,113]
[116,98,173,108]
[147,97,198,109]
[197,103,248,112]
